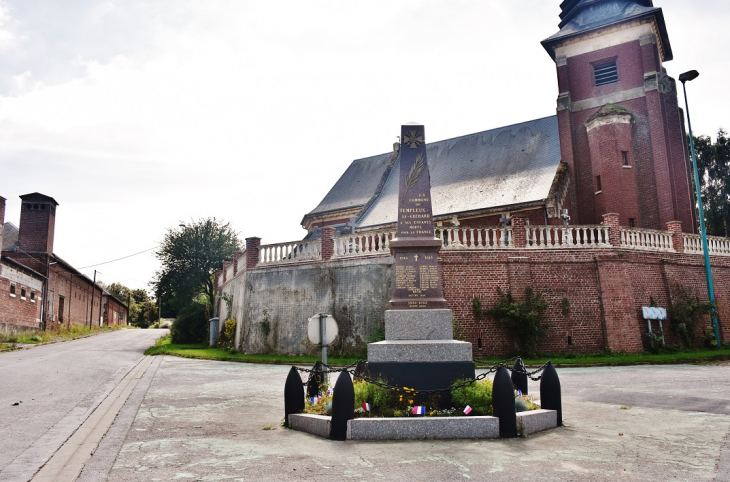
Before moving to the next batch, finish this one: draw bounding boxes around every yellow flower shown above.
[408,399,413,404]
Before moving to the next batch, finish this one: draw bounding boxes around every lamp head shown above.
[679,70,699,83]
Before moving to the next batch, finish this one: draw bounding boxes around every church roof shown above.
[355,116,561,230]
[303,151,395,221]
[542,0,672,61]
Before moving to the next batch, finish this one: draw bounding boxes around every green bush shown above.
[451,379,493,415]
[170,303,208,344]
[669,285,711,347]
[216,318,237,348]
[476,288,549,357]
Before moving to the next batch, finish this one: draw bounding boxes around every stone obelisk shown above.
[367,124,474,401]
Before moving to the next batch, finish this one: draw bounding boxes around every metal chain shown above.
[293,359,551,395]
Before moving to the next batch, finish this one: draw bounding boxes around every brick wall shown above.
[0,262,43,334]
[45,263,104,329]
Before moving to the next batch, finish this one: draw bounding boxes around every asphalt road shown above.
[0,329,166,481]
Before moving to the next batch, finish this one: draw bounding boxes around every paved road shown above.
[0,329,166,481]
[100,359,730,481]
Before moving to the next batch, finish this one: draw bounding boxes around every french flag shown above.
[309,397,316,404]
[363,402,371,411]
[463,405,473,415]
[413,406,426,415]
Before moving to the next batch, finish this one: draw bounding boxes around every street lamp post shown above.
[679,69,722,348]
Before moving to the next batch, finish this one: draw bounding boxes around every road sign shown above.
[307,314,338,346]
[642,307,667,320]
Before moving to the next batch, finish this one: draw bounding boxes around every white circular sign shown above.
[307,314,338,345]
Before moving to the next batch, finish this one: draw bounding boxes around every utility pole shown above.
[89,270,97,329]
[127,293,132,326]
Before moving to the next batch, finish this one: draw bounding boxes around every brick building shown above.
[214,1,729,357]
[0,193,128,333]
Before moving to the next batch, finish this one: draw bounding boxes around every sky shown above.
[1,0,728,293]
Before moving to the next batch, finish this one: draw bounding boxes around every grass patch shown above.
[475,346,730,367]
[0,325,123,346]
[144,336,359,365]
[145,335,730,368]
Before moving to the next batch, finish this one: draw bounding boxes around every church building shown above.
[302,0,696,237]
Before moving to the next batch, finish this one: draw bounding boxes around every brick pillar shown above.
[602,213,621,247]
[245,237,261,270]
[666,221,684,253]
[511,217,526,249]
[507,256,531,297]
[0,196,5,256]
[232,251,243,275]
[321,227,335,261]
[595,255,643,353]
[548,217,563,226]
[222,262,231,283]
[716,294,729,344]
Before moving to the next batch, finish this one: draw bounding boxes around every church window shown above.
[622,151,630,166]
[594,60,618,86]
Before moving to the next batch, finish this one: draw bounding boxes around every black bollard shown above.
[284,366,305,428]
[306,361,323,398]
[493,366,517,438]
[330,370,355,441]
[511,358,528,395]
[540,361,562,427]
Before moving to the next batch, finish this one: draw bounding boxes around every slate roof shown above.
[356,116,562,229]
[2,222,19,251]
[303,151,395,220]
[542,0,672,61]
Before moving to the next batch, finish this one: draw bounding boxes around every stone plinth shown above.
[384,309,453,340]
[516,409,558,436]
[367,340,472,363]
[347,416,499,440]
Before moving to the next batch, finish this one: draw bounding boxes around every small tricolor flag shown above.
[327,389,332,396]
[516,389,523,397]
[309,397,316,404]
[463,405,473,415]
[363,402,371,411]
[413,406,426,415]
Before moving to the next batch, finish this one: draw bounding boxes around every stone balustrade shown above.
[620,227,674,252]
[683,234,730,256]
[333,229,396,258]
[216,221,730,289]
[526,225,610,249]
[258,239,321,265]
[436,226,513,249]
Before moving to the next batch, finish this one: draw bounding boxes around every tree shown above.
[152,218,242,313]
[100,282,153,327]
[693,129,730,237]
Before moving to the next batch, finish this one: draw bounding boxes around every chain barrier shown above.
[293,358,551,396]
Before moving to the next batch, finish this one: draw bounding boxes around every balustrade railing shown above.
[683,234,730,256]
[259,239,321,265]
[333,229,396,258]
[436,226,513,249]
[620,228,674,252]
[526,225,610,249]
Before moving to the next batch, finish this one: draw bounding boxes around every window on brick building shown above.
[622,151,630,166]
[595,175,602,193]
[21,287,26,300]
[10,283,16,297]
[30,291,36,303]
[629,218,636,227]
[58,296,65,322]
[594,60,618,86]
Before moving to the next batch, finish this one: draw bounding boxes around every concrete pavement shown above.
[101,358,730,481]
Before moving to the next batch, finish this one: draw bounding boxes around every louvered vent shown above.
[594,61,618,86]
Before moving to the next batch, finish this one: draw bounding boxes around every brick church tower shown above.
[542,0,696,232]
[14,193,59,273]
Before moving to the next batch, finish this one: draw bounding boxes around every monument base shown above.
[366,361,476,408]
